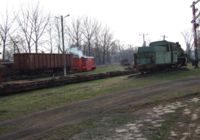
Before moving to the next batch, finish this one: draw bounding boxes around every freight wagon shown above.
[0,53,96,81]
[14,53,73,74]
[134,40,187,72]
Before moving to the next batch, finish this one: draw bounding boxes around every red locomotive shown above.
[72,56,96,71]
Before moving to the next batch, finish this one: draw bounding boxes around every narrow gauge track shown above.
[0,70,136,95]
[0,67,188,96]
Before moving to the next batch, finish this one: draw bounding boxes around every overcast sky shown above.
[0,0,197,54]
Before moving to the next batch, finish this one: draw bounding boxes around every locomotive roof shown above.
[137,40,184,54]
[150,40,179,47]
[82,56,94,59]
[138,45,167,52]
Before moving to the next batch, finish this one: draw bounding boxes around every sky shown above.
[0,0,198,58]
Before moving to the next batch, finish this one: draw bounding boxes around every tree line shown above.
[0,3,135,65]
[182,30,200,61]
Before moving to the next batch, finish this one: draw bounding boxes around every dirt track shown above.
[1,76,200,140]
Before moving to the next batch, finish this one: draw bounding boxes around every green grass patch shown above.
[0,64,200,121]
[0,76,156,121]
[0,64,200,138]
[39,119,97,140]
[150,111,181,140]
[40,114,135,140]
[141,66,200,81]
[149,100,200,140]
[0,125,17,135]
[40,92,200,140]
[74,64,125,75]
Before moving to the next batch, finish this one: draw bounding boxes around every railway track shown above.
[0,70,136,95]
[0,67,188,95]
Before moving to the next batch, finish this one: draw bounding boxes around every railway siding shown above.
[0,70,135,95]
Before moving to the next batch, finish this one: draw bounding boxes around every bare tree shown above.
[0,11,15,60]
[67,18,83,50]
[109,40,121,63]
[93,23,102,63]
[17,8,34,53]
[182,30,193,55]
[47,22,54,53]
[54,18,63,53]
[82,17,98,56]
[30,3,50,53]
[100,27,113,64]
[9,35,20,54]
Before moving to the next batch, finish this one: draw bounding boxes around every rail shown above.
[0,70,135,95]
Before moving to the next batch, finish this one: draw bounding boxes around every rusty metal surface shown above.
[14,53,73,71]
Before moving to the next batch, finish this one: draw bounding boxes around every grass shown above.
[38,119,97,140]
[149,95,200,140]
[139,64,200,81]
[1,64,200,139]
[0,125,17,135]
[41,90,200,140]
[21,64,125,81]
[150,111,181,140]
[74,64,125,75]
[40,92,200,140]
[0,76,154,121]
[40,114,135,140]
[0,64,200,122]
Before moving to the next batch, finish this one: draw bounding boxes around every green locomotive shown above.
[134,40,187,72]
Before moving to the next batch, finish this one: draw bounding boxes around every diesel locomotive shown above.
[134,40,187,72]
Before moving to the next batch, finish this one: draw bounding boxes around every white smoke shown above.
[67,47,85,58]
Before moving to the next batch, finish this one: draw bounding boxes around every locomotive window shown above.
[167,44,170,51]
[168,43,175,51]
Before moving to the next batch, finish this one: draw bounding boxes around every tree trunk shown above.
[35,40,38,53]
[102,46,106,64]
[88,41,91,56]
[2,40,6,61]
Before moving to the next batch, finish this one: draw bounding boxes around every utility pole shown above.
[161,35,167,41]
[191,1,200,68]
[0,42,1,55]
[140,33,148,47]
[57,14,70,76]
[60,15,67,76]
